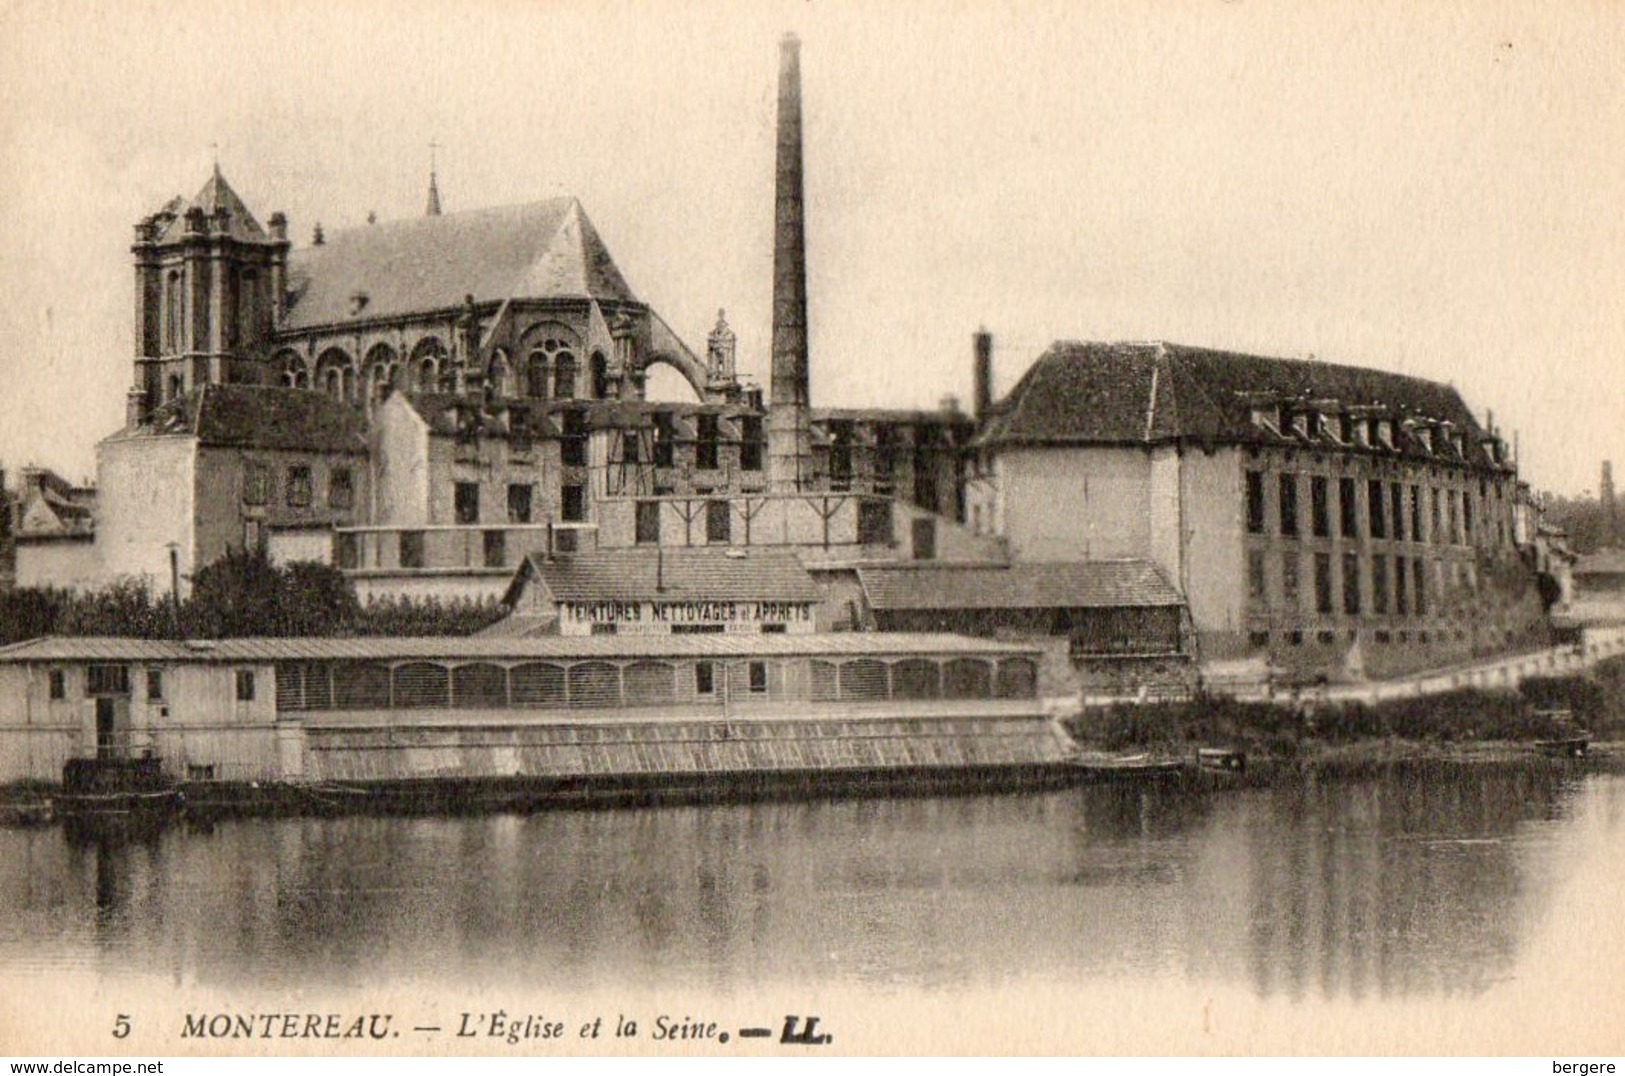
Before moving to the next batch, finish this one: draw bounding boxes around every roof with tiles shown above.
[112,385,369,454]
[977,341,1499,469]
[857,560,1185,611]
[282,198,638,330]
[147,169,272,246]
[513,548,821,605]
[0,632,1034,664]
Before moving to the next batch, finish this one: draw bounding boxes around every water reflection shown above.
[0,762,1613,1001]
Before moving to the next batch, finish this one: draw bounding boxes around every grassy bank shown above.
[1067,654,1625,760]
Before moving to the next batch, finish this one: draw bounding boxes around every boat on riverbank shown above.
[0,633,1085,813]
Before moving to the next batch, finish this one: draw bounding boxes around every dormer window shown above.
[1417,426,1434,453]
[1377,420,1393,449]
[1290,411,1310,439]
[1339,414,1355,444]
[1353,420,1371,448]
[1249,404,1283,434]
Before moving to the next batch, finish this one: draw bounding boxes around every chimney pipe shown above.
[973,328,993,420]
[768,32,812,492]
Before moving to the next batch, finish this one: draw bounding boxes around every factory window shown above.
[1245,471,1265,534]
[287,465,313,508]
[507,484,533,524]
[829,422,854,488]
[235,670,256,702]
[696,414,720,470]
[1339,477,1358,538]
[1314,553,1333,614]
[1310,476,1329,537]
[561,484,585,522]
[694,661,716,696]
[49,670,65,700]
[1342,552,1361,615]
[1282,552,1301,609]
[454,482,480,525]
[87,664,131,696]
[1414,558,1427,615]
[858,499,894,545]
[483,529,507,568]
[1431,488,1442,543]
[399,530,425,569]
[1367,479,1385,538]
[334,531,360,570]
[739,416,764,471]
[146,667,164,702]
[1464,492,1474,544]
[560,409,587,466]
[328,466,354,510]
[1247,550,1268,609]
[1278,473,1299,537]
[1395,554,1409,615]
[636,500,661,544]
[1372,554,1389,614]
[1410,485,1422,542]
[621,431,641,464]
[706,499,731,544]
[747,661,768,695]
[243,462,271,506]
[653,412,676,467]
[1391,483,1405,541]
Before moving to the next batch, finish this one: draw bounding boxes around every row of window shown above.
[48,665,248,703]
[446,482,582,527]
[1246,470,1503,547]
[1248,549,1437,618]
[1247,627,1475,650]
[243,462,354,511]
[272,656,1039,711]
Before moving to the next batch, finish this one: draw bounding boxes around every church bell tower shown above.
[130,166,289,424]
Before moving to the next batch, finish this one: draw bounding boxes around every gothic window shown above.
[591,352,609,399]
[553,352,577,399]
[165,270,182,353]
[526,352,549,398]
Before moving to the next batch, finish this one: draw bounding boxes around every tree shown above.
[182,550,360,637]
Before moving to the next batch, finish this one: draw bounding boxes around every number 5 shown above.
[113,1014,131,1039]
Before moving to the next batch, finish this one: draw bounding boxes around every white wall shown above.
[96,434,195,594]
[995,446,1152,561]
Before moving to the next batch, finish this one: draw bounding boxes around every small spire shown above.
[426,140,442,217]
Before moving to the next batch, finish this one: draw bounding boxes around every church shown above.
[96,36,991,605]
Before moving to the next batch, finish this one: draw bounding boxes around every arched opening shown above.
[526,352,548,399]
[553,352,577,399]
[315,348,354,401]
[636,352,709,403]
[363,343,400,404]
[164,270,182,353]
[408,337,446,394]
[590,351,610,399]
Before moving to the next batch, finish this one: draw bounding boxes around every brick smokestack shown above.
[973,328,994,420]
[768,32,812,491]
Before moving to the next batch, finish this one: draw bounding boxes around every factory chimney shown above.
[973,328,994,420]
[768,33,812,492]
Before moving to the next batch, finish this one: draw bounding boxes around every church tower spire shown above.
[426,141,443,217]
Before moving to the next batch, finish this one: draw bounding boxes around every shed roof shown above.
[0,632,1035,664]
[113,385,369,454]
[511,549,821,605]
[858,560,1184,611]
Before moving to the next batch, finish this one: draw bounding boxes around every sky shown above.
[0,0,1621,496]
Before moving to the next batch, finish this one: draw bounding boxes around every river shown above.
[2,760,1622,1054]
